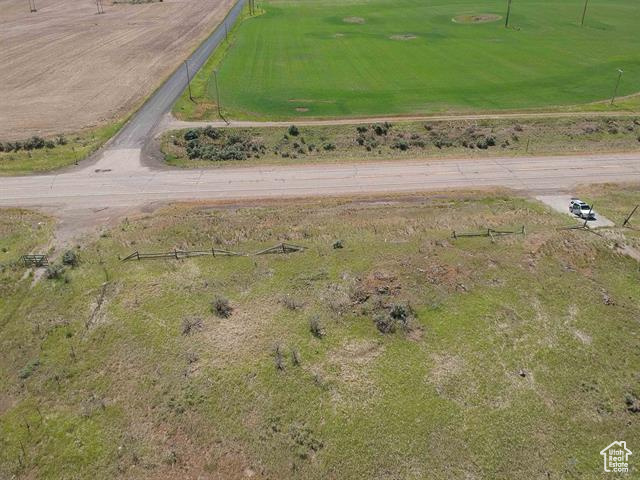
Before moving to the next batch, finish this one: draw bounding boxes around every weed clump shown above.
[212,296,233,318]
[281,295,303,311]
[625,393,640,413]
[181,317,203,336]
[375,303,413,334]
[310,316,326,338]
[19,359,40,379]
[291,348,302,366]
[274,344,286,371]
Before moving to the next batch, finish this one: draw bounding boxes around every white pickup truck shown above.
[569,199,596,220]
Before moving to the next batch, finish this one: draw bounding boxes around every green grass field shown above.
[175,0,640,120]
[2,189,640,479]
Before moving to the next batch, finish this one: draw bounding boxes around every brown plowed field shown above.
[0,0,234,139]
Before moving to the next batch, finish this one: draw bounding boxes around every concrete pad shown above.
[84,149,145,174]
[536,194,615,228]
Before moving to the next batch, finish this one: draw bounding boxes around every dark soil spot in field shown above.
[343,16,365,24]
[453,13,502,24]
[390,34,417,41]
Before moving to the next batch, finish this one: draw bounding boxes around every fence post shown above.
[136,251,140,261]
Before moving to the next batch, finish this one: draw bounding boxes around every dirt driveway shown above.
[0,0,234,139]
[536,194,615,228]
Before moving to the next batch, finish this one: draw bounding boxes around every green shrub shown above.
[203,125,221,139]
[24,136,46,150]
[186,139,202,159]
[19,359,40,379]
[392,139,409,151]
[45,264,65,280]
[390,303,410,323]
[218,144,248,161]
[62,249,79,267]
[184,129,200,141]
[373,122,392,136]
[288,125,300,136]
[227,134,243,145]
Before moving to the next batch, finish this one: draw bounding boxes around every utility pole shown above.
[213,69,222,118]
[611,69,624,105]
[581,0,589,26]
[185,61,193,102]
[623,205,638,227]
[505,0,513,28]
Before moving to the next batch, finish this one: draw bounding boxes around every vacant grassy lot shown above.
[175,0,640,120]
[0,123,122,176]
[2,191,640,479]
[163,116,640,168]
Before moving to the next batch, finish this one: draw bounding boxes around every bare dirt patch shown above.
[390,34,417,41]
[295,107,310,113]
[0,0,235,138]
[343,16,365,24]
[452,14,502,24]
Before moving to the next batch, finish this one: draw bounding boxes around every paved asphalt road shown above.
[112,0,247,148]
[2,150,639,209]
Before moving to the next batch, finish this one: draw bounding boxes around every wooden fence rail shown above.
[121,243,305,262]
[452,226,526,240]
[20,254,49,267]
